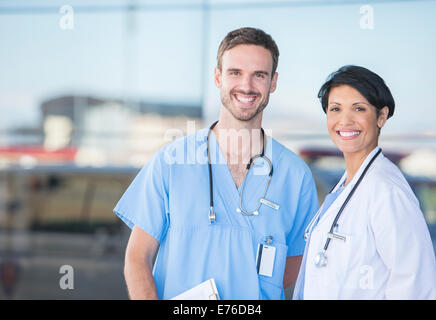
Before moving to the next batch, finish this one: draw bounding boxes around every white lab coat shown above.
[294,147,436,299]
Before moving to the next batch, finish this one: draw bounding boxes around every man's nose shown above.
[238,74,254,91]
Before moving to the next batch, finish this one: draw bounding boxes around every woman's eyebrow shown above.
[328,101,370,106]
[352,101,370,106]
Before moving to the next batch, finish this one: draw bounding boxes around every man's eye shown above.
[255,73,265,79]
[230,71,239,76]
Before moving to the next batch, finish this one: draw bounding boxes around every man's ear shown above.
[214,67,222,88]
[377,106,389,129]
[269,72,278,93]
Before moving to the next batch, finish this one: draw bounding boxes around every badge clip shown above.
[260,198,280,211]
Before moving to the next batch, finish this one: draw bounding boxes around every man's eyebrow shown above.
[226,68,270,76]
[254,70,270,76]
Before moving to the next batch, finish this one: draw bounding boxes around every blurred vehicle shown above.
[0,164,136,299]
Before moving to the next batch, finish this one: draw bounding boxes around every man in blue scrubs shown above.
[114,27,318,300]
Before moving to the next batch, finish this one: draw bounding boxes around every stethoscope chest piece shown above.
[314,250,328,268]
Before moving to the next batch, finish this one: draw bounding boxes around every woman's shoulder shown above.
[365,153,416,199]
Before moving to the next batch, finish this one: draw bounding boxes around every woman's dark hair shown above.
[318,65,395,118]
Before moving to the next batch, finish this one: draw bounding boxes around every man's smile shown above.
[232,92,259,107]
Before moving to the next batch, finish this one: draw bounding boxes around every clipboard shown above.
[171,279,220,300]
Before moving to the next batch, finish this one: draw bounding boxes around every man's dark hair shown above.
[318,65,395,118]
[217,27,279,77]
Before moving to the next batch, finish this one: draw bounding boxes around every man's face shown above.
[214,44,278,122]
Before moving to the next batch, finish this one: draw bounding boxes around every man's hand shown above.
[283,255,303,290]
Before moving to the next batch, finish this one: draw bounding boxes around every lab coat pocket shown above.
[326,233,359,288]
[340,233,366,290]
[257,240,287,299]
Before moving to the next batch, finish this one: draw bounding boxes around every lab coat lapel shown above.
[316,147,382,228]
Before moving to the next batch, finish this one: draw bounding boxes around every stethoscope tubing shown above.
[207,121,273,221]
[319,148,382,252]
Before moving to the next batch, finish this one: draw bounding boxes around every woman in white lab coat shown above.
[294,65,436,299]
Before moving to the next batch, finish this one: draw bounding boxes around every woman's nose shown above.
[338,110,355,125]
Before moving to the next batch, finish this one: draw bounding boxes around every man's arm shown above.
[124,225,160,300]
[283,255,303,290]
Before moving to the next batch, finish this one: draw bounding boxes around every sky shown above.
[1,0,436,136]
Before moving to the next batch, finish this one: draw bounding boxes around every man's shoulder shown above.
[270,138,311,172]
[154,127,209,165]
[162,127,208,148]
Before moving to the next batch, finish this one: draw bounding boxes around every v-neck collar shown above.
[207,129,241,196]
[207,128,273,227]
[316,146,382,228]
[208,128,272,190]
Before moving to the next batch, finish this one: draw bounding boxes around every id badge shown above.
[256,243,276,277]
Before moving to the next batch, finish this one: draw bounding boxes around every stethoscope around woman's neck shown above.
[306,147,382,268]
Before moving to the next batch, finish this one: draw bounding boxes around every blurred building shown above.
[0,95,203,168]
[40,95,202,136]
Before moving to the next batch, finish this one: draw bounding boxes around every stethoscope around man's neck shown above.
[206,120,274,224]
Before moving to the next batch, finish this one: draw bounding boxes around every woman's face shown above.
[326,85,388,157]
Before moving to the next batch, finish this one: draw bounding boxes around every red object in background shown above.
[0,146,77,163]
[299,147,409,165]
[299,148,342,159]
[0,259,21,298]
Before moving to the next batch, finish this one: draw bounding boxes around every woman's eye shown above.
[329,107,340,112]
[355,106,366,111]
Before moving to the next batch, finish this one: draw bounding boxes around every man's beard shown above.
[220,89,270,122]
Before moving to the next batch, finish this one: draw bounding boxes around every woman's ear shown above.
[377,106,389,129]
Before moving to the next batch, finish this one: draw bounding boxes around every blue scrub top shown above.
[114,128,318,300]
